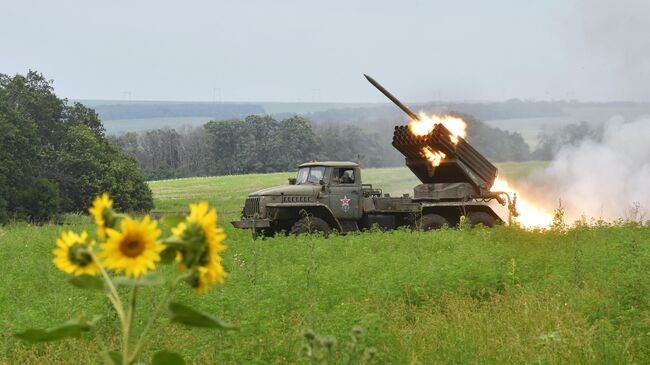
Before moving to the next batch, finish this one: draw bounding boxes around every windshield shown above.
[296,166,326,185]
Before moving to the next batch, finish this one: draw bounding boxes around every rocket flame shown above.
[410,113,467,167]
[421,147,446,167]
[490,178,554,229]
[409,112,467,145]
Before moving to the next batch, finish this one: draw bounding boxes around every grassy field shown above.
[2,162,650,364]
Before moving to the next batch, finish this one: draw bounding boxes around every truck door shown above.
[328,167,362,220]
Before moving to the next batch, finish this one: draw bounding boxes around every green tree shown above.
[0,71,153,221]
[0,99,45,222]
[274,116,320,171]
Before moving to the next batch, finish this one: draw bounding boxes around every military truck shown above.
[231,75,518,236]
[231,159,515,236]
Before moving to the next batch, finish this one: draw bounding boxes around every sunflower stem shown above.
[89,251,128,364]
[123,283,138,365]
[90,252,127,324]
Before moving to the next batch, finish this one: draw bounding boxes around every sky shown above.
[2,0,649,103]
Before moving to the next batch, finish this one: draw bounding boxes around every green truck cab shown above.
[231,160,514,237]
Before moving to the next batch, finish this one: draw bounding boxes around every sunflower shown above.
[100,216,164,278]
[171,201,227,292]
[52,231,99,276]
[89,193,114,240]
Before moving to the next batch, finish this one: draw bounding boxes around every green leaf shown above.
[160,246,177,264]
[113,274,164,287]
[161,215,185,230]
[14,317,98,342]
[67,275,104,291]
[152,350,185,365]
[168,302,235,329]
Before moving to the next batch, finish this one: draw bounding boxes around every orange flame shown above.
[409,112,467,145]
[490,178,553,228]
[421,147,446,167]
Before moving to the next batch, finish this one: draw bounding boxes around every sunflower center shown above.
[120,237,145,257]
[69,243,92,267]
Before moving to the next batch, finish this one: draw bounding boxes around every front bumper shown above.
[231,218,271,229]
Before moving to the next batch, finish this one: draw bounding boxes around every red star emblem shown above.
[340,195,351,207]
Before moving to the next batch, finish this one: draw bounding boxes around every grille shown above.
[244,196,261,217]
[282,196,312,203]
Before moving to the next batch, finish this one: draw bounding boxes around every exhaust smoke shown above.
[521,118,650,223]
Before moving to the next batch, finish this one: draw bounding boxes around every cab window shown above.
[296,166,326,185]
[332,168,355,184]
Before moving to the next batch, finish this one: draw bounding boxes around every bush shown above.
[102,153,154,212]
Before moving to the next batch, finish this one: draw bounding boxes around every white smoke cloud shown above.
[522,118,650,222]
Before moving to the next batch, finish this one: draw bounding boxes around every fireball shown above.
[409,112,467,145]
[421,147,446,167]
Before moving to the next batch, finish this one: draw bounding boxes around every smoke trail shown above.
[522,118,650,223]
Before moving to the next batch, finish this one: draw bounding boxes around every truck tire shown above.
[467,211,496,227]
[416,213,449,230]
[290,217,332,236]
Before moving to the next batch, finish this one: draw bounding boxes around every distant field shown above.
[3,161,650,364]
[103,116,213,134]
[484,117,579,148]
[80,100,377,134]
[484,104,650,148]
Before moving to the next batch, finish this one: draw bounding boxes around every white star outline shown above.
[340,195,351,212]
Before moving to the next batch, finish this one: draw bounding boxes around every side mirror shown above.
[288,177,297,185]
[319,179,325,186]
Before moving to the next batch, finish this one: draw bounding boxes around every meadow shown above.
[2,162,649,364]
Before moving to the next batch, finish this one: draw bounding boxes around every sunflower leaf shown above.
[67,275,104,291]
[113,274,164,287]
[160,246,177,264]
[14,317,98,342]
[161,215,186,230]
[168,302,236,329]
[152,350,185,365]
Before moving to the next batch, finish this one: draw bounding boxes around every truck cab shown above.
[299,161,363,221]
[232,161,368,236]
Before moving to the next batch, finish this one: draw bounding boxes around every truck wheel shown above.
[290,217,332,236]
[467,211,496,227]
[416,213,449,230]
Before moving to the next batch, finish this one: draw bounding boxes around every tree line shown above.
[109,112,533,181]
[0,71,153,223]
[108,115,398,180]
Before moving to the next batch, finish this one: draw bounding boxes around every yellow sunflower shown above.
[89,193,113,240]
[171,201,227,292]
[52,231,99,276]
[100,216,164,278]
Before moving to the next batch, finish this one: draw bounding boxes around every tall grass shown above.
[2,222,649,363]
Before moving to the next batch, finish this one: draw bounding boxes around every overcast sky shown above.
[2,0,649,102]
